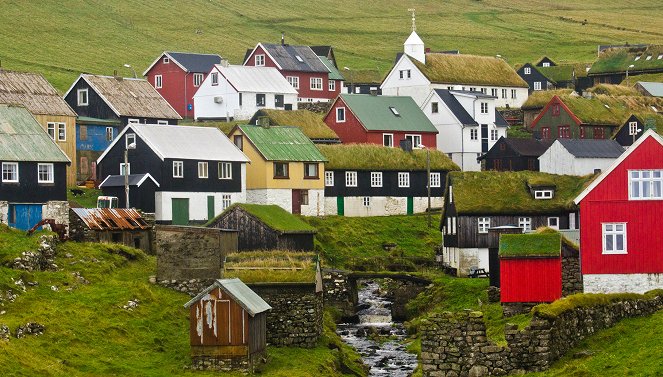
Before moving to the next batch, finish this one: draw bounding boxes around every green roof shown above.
[318,144,459,171]
[621,72,663,86]
[250,109,338,140]
[521,89,574,110]
[223,250,317,283]
[560,94,663,126]
[319,56,344,81]
[239,124,327,162]
[226,203,317,233]
[537,63,588,82]
[499,233,561,258]
[447,171,593,215]
[347,69,384,84]
[587,84,641,96]
[0,104,70,162]
[589,45,663,75]
[340,94,437,133]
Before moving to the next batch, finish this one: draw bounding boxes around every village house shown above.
[75,116,121,183]
[143,51,222,118]
[193,64,298,121]
[539,139,624,176]
[343,68,383,95]
[0,70,78,185]
[520,89,574,129]
[574,129,663,293]
[228,124,327,216]
[612,113,663,147]
[588,45,663,85]
[516,63,554,93]
[318,144,458,216]
[634,81,663,97]
[420,89,509,170]
[479,137,553,172]
[324,94,438,149]
[248,109,339,144]
[0,104,70,230]
[96,124,249,225]
[517,57,591,94]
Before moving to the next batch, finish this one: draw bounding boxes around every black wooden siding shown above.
[101,180,158,212]
[516,64,551,94]
[482,140,539,172]
[613,115,644,147]
[0,161,67,202]
[324,170,447,197]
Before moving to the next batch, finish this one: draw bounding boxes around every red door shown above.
[292,190,302,214]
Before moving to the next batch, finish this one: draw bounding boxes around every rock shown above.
[469,365,489,377]
[50,286,59,292]
[0,324,9,341]
[122,299,140,311]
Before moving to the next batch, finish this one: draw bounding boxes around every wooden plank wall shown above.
[34,114,77,185]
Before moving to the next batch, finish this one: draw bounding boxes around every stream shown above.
[336,280,418,376]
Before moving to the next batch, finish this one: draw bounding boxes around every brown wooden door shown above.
[218,300,231,345]
[292,190,301,214]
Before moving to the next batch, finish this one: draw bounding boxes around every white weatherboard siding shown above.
[324,196,443,217]
[539,143,617,175]
[247,189,325,216]
[155,191,246,222]
[584,273,663,294]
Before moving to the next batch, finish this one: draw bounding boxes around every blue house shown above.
[76,116,121,182]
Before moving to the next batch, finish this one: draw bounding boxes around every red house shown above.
[323,94,438,149]
[243,42,342,102]
[574,129,663,294]
[143,51,222,118]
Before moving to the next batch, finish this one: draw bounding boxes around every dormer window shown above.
[542,62,550,67]
[534,190,554,199]
[295,55,303,63]
[524,67,531,75]
[255,54,265,66]
[163,57,170,64]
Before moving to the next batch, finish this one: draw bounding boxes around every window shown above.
[193,73,204,87]
[106,127,114,141]
[301,190,309,205]
[287,76,299,89]
[389,106,400,116]
[491,88,498,97]
[524,67,531,75]
[470,87,476,92]
[470,129,478,140]
[518,217,532,232]
[325,171,334,186]
[480,88,486,94]
[629,170,663,199]
[274,162,289,178]
[594,127,605,139]
[77,89,88,106]
[535,190,554,199]
[399,69,411,79]
[552,104,560,116]
[310,77,323,90]
[383,134,393,147]
[511,89,517,99]
[501,89,507,99]
[125,133,136,148]
[157,120,168,125]
[47,123,55,140]
[211,72,218,86]
[218,162,232,179]
[233,135,243,150]
[328,80,336,91]
[405,134,422,148]
[155,75,162,89]
[491,129,498,141]
[173,161,183,178]
[80,125,87,141]
[547,217,559,230]
[363,197,371,207]
[222,194,232,210]
[255,54,265,66]
[558,126,571,139]
[398,172,410,187]
[430,172,441,187]
[478,217,490,234]
[542,62,550,67]
[533,81,542,91]
[37,163,54,183]
[198,162,208,178]
[634,55,641,61]
[57,123,66,141]
[256,93,266,107]
[602,223,627,254]
[275,94,286,108]
[345,171,357,187]
[628,121,639,135]
[541,127,550,139]
[431,102,439,113]
[119,163,130,176]
[163,57,170,64]
[304,163,319,179]
[336,107,346,122]
[371,172,383,187]
[239,93,243,107]
[480,102,488,114]
[2,162,18,182]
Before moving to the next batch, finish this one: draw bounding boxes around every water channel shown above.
[336,280,418,376]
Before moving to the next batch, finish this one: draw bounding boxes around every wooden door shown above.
[292,190,302,214]
[207,195,215,221]
[171,198,189,225]
[9,204,42,231]
[336,196,344,216]
[217,300,231,345]
[407,197,414,215]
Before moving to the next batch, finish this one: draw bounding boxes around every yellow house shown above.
[229,124,326,216]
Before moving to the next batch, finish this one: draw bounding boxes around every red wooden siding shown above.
[189,287,248,346]
[500,258,562,303]
[146,55,207,118]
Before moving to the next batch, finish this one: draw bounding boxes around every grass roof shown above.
[252,109,339,140]
[318,144,459,171]
[587,84,641,96]
[499,232,561,258]
[412,53,528,88]
[527,176,556,187]
[561,94,663,126]
[537,63,588,82]
[210,203,317,233]
[590,45,663,75]
[223,250,316,283]
[521,89,574,110]
[179,119,239,135]
[620,72,663,86]
[347,68,384,84]
[447,171,594,215]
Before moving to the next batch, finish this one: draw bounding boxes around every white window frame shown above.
[287,76,299,89]
[480,102,488,114]
[193,73,204,87]
[155,75,162,89]
[55,122,65,141]
[370,172,383,187]
[125,133,136,148]
[547,217,559,230]
[345,171,357,187]
[524,67,531,75]
[163,57,170,64]
[77,89,88,106]
[405,134,422,148]
[511,89,517,99]
[2,162,18,183]
[336,107,346,122]
[478,217,490,234]
[198,161,208,179]
[156,120,168,125]
[173,161,184,178]
[383,133,394,147]
[628,170,663,200]
[430,172,441,187]
[325,171,334,187]
[542,62,550,67]
[128,119,139,124]
[518,217,532,232]
[222,194,232,211]
[218,162,232,179]
[362,197,371,207]
[119,163,130,176]
[37,163,54,184]
[602,222,627,254]
[535,190,554,199]
[398,172,410,188]
[211,72,219,86]
[328,80,336,91]
[470,129,478,140]
[490,129,498,141]
[105,127,114,141]
[502,89,507,99]
[255,54,265,66]
[628,121,639,135]
[47,123,56,140]
[533,81,542,91]
[310,77,323,91]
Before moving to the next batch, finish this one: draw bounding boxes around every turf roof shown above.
[223,250,317,283]
[537,63,588,83]
[317,144,459,171]
[589,45,663,75]
[521,89,574,110]
[560,94,663,126]
[587,84,641,97]
[249,109,339,140]
[347,68,384,84]
[499,233,561,258]
[215,203,317,233]
[620,72,663,86]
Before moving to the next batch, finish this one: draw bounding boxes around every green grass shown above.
[223,250,317,283]
[0,224,47,264]
[67,187,102,208]
[178,119,240,135]
[208,203,316,232]
[620,72,663,86]
[532,290,663,320]
[253,109,339,139]
[318,144,459,171]
[499,233,561,257]
[507,124,533,138]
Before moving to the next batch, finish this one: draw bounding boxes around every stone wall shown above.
[156,225,228,281]
[561,256,583,296]
[322,269,357,320]
[421,293,663,376]
[386,279,429,321]
[298,101,332,114]
[42,201,69,232]
[0,201,8,225]
[191,349,266,373]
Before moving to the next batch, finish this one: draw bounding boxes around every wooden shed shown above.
[69,208,152,252]
[184,278,271,372]
[207,204,317,251]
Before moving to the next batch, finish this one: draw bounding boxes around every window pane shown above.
[654,181,662,198]
[605,235,613,251]
[605,224,613,231]
[616,235,624,250]
[643,181,650,197]
[643,171,650,179]
[632,181,640,198]
[615,224,623,231]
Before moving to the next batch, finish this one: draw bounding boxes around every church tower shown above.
[403,9,425,63]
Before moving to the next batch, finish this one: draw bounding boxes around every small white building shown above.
[194,64,298,121]
[539,139,624,176]
[421,89,509,171]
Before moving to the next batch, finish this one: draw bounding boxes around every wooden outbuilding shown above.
[69,208,152,252]
[184,278,271,372]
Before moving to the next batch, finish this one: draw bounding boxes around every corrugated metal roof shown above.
[239,125,327,162]
[167,52,222,73]
[216,65,297,94]
[0,104,71,162]
[184,278,272,316]
[261,44,329,73]
[98,173,160,188]
[0,70,77,117]
[318,56,344,81]
[638,81,663,97]
[71,208,150,230]
[341,94,438,132]
[557,139,625,158]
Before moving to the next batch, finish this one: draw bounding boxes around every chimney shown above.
[281,32,285,46]
[220,59,229,67]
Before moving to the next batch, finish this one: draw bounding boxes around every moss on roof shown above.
[533,290,663,320]
[252,109,338,139]
[537,227,579,251]
[527,176,556,187]
[537,63,589,82]
[347,68,384,84]
[210,204,316,233]
[499,233,561,258]
[620,72,663,86]
[589,45,663,75]
[318,144,460,171]
[521,89,574,110]
[223,250,316,283]
[448,171,593,215]
[411,53,528,88]
[587,84,641,96]
[561,94,663,126]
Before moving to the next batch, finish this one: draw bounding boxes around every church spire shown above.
[403,9,425,63]
[408,8,416,32]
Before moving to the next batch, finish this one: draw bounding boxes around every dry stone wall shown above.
[322,269,357,320]
[155,225,224,281]
[561,256,583,296]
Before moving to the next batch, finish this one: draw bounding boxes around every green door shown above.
[207,195,215,221]
[407,197,414,215]
[172,198,190,225]
[336,196,344,216]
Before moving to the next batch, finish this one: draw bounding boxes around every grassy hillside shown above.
[1,1,663,91]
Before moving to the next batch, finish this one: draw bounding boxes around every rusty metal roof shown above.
[71,208,150,230]
[0,69,77,117]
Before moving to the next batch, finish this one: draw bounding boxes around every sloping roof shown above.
[0,104,70,162]
[503,138,553,157]
[495,110,510,127]
[183,278,272,316]
[259,43,329,73]
[98,173,160,188]
[220,203,316,233]
[589,45,663,75]
[318,144,459,171]
[238,125,327,162]
[611,113,663,137]
[411,53,528,88]
[637,81,663,97]
[71,208,149,230]
[521,89,575,110]
[537,63,589,83]
[0,70,76,117]
[559,94,663,126]
[70,74,181,119]
[556,139,624,158]
[499,233,561,258]
[310,45,332,57]
[339,94,437,133]
[248,109,338,140]
[347,69,383,84]
[215,65,297,94]
[318,56,344,81]
[166,52,222,73]
[434,89,477,126]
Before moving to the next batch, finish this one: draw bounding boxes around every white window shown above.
[336,107,346,122]
[533,81,542,91]
[524,67,531,75]
[222,194,232,210]
[77,89,88,106]
[156,120,168,126]
[511,89,517,99]
[628,121,639,135]
[470,87,476,92]
[325,171,334,186]
[106,127,114,141]
[629,170,663,200]
[328,80,336,91]
[405,134,422,148]
[518,217,532,232]
[535,190,554,199]
[542,62,550,67]
[310,77,323,90]
[478,217,490,234]
[491,88,497,97]
[37,163,54,183]
[173,161,183,178]
[155,75,162,89]
[47,123,56,140]
[602,223,627,254]
[255,54,265,66]
[501,89,507,99]
[491,129,498,141]
[193,73,204,87]
[480,88,486,94]
[547,217,559,230]
[398,172,410,187]
[383,134,393,147]
[125,133,136,148]
[470,129,478,140]
[480,102,488,114]
[218,162,232,179]
[287,76,299,89]
[2,162,18,182]
[304,163,319,179]
[198,162,208,178]
[211,72,219,86]
[363,197,371,207]
[163,57,169,64]
[128,119,139,124]
[345,171,357,187]
[399,69,411,79]
[119,163,130,176]
[371,172,383,187]
[430,172,441,187]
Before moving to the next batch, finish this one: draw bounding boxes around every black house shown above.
[535,57,557,67]
[479,137,553,171]
[516,63,553,93]
[97,124,249,225]
[612,114,663,147]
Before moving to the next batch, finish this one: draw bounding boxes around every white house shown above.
[193,64,298,121]
[380,31,529,108]
[421,89,509,171]
[539,139,624,176]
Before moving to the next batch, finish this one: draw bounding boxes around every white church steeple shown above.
[403,8,425,63]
